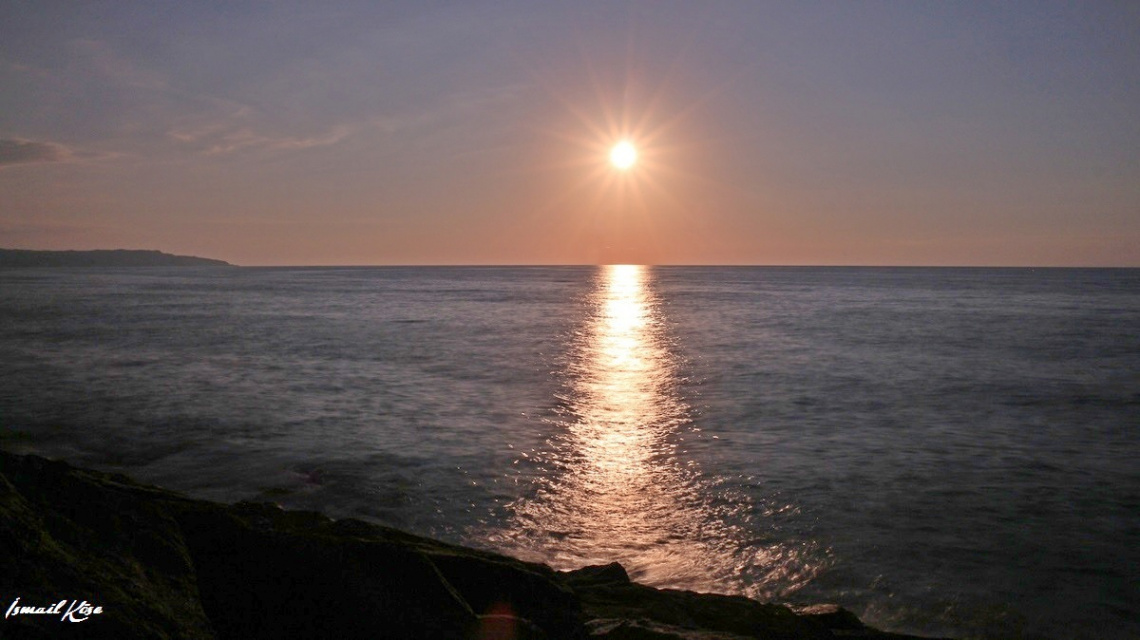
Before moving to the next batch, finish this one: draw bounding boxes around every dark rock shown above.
[0,451,584,639]
[431,552,581,637]
[587,617,756,639]
[564,575,832,640]
[0,454,214,640]
[470,612,550,640]
[788,604,954,640]
[172,502,477,639]
[563,562,632,587]
[0,451,954,639]
[788,604,865,631]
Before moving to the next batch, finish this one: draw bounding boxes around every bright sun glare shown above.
[610,141,637,170]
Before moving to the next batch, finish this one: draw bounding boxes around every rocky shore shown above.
[0,450,948,639]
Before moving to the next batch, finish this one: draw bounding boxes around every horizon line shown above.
[230,263,1139,269]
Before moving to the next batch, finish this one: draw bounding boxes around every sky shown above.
[1,1,1138,266]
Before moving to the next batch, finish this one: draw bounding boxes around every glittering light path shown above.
[495,265,822,597]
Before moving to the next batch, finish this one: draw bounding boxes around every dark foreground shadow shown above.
[0,450,947,640]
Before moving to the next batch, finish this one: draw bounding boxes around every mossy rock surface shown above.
[0,450,950,639]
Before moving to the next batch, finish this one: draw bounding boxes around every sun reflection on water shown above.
[493,265,823,598]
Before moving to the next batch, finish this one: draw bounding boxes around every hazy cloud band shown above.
[0,139,71,166]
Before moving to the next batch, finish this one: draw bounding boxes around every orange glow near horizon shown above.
[4,5,1136,268]
[507,45,729,265]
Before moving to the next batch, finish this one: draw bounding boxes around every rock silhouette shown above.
[0,451,945,639]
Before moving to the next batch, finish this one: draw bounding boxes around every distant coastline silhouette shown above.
[0,249,231,267]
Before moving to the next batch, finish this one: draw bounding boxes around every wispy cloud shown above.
[167,122,352,156]
[0,139,72,167]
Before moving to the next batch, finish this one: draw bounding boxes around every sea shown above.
[1,265,1137,639]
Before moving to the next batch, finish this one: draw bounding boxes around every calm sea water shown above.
[1,266,1137,639]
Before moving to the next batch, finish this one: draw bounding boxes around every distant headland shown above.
[0,249,231,267]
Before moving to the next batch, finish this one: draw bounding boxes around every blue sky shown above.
[2,1,1137,265]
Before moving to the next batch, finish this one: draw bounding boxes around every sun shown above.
[609,140,637,170]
